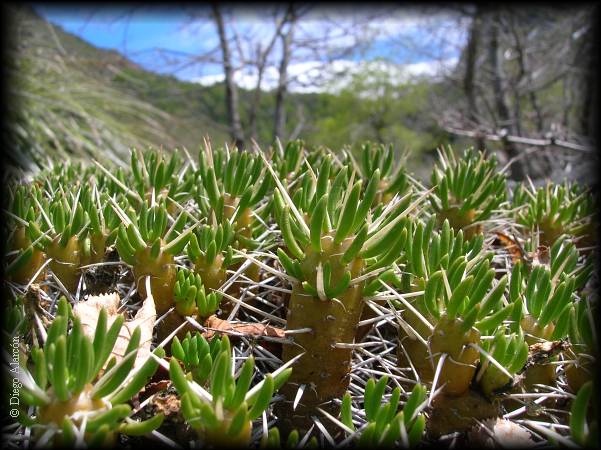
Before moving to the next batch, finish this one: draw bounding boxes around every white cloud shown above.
[191,57,458,93]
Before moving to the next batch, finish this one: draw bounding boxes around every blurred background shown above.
[4,3,598,182]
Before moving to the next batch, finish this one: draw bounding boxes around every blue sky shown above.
[33,4,468,88]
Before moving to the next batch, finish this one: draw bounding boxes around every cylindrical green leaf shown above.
[570,381,592,446]
[86,404,131,433]
[227,406,249,438]
[446,275,474,320]
[310,195,328,253]
[280,207,305,260]
[334,182,361,245]
[94,314,125,376]
[53,335,70,402]
[226,356,255,410]
[248,374,274,420]
[120,414,165,436]
[341,392,355,431]
[110,347,165,405]
[477,276,508,319]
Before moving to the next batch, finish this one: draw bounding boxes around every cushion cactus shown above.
[512,181,595,249]
[169,334,292,447]
[429,147,506,240]
[2,141,597,448]
[268,153,426,431]
[10,297,165,447]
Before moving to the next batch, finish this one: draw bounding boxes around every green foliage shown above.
[2,136,597,447]
[174,268,222,318]
[512,181,595,247]
[351,142,411,198]
[115,200,192,264]
[12,297,164,446]
[342,378,426,447]
[430,147,506,236]
[476,327,529,396]
[271,152,422,299]
[569,297,597,353]
[570,382,597,447]
[6,6,178,170]
[513,263,576,339]
[309,67,448,157]
[261,427,318,448]
[171,332,227,385]
[169,334,292,446]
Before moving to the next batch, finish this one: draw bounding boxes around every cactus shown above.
[565,297,597,393]
[3,295,28,337]
[173,268,222,320]
[2,141,597,447]
[569,382,597,447]
[195,146,272,305]
[196,145,271,243]
[9,297,165,447]
[475,326,529,397]
[395,217,507,397]
[509,258,577,389]
[77,186,121,267]
[129,148,192,207]
[512,181,595,248]
[39,191,88,292]
[170,331,225,385]
[5,185,47,285]
[430,147,506,239]
[114,200,192,314]
[340,378,427,447]
[347,142,411,205]
[261,427,318,448]
[169,334,292,447]
[272,139,306,183]
[187,222,235,293]
[269,153,424,431]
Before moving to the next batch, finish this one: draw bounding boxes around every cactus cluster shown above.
[3,141,597,448]
[8,297,165,447]
[512,181,595,248]
[169,334,292,447]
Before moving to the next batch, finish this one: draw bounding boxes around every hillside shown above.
[5,5,227,170]
[5,5,448,172]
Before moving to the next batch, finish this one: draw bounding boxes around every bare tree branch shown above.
[211,3,245,150]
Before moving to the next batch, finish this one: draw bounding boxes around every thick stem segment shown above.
[220,193,259,313]
[194,254,227,292]
[520,314,556,388]
[399,310,480,397]
[564,345,593,393]
[133,243,176,315]
[80,233,108,267]
[438,206,482,240]
[429,316,481,397]
[278,234,364,434]
[37,383,116,446]
[224,193,253,239]
[201,410,252,447]
[398,305,436,382]
[47,236,80,292]
[8,226,46,285]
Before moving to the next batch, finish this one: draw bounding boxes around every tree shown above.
[211,4,245,150]
[435,5,597,180]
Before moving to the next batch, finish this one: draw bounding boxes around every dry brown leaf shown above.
[495,232,524,264]
[151,393,181,417]
[527,340,569,366]
[73,289,156,371]
[204,315,285,339]
[468,418,535,448]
